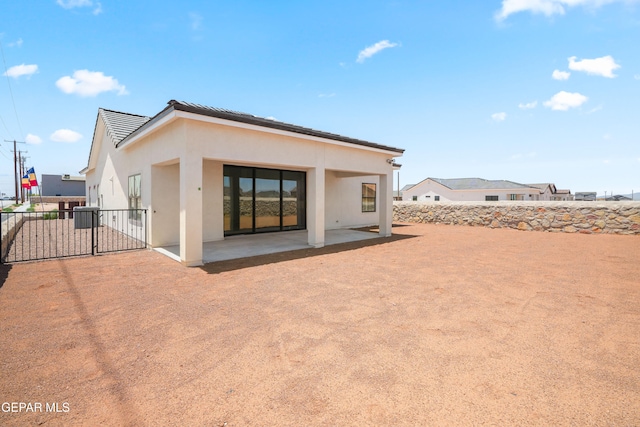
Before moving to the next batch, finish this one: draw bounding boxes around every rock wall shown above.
[393,201,640,235]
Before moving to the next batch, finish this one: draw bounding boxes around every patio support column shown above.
[307,166,325,248]
[379,170,393,237]
[179,155,203,266]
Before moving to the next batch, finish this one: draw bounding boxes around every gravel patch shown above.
[3,217,145,262]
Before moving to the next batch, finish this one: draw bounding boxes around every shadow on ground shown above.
[199,232,417,275]
[0,263,11,289]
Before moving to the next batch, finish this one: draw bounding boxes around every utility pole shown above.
[5,139,26,204]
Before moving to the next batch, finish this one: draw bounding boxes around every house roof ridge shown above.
[99,107,149,118]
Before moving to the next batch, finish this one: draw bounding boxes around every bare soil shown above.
[1,223,639,426]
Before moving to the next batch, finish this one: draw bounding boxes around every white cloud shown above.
[552,69,571,80]
[356,40,399,63]
[318,93,336,98]
[543,91,588,110]
[586,105,603,114]
[50,129,82,143]
[3,64,38,78]
[57,0,91,8]
[8,38,23,48]
[25,134,42,145]
[635,74,640,80]
[491,112,507,122]
[518,100,538,109]
[57,0,102,14]
[495,0,639,21]
[568,55,620,78]
[56,70,128,97]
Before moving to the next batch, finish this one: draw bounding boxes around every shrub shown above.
[43,210,59,220]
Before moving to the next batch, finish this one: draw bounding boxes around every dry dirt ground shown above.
[1,223,639,426]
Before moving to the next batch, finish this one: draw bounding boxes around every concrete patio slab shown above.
[155,228,380,263]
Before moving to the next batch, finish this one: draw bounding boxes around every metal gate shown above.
[1,209,147,263]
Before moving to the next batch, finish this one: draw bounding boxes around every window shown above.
[412,196,417,201]
[485,195,499,201]
[362,183,376,212]
[223,165,306,235]
[128,174,141,221]
[434,196,440,201]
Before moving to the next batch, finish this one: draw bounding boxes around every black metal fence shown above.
[1,209,147,263]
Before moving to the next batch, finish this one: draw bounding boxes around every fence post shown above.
[91,209,96,256]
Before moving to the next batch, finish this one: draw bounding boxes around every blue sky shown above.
[1,0,639,198]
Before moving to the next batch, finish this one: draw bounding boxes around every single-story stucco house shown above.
[81,100,404,266]
[401,177,572,202]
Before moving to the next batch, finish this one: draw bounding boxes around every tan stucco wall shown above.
[150,162,179,246]
[325,171,380,230]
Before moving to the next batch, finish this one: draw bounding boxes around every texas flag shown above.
[21,173,31,189]
[27,167,38,187]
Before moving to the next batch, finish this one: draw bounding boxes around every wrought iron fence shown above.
[1,209,147,263]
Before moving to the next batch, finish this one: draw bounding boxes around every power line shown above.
[0,112,13,140]
[0,38,24,140]
[0,141,13,161]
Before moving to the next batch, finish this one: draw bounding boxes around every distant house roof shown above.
[428,177,538,191]
[116,100,405,154]
[606,195,632,201]
[527,183,557,192]
[400,184,415,191]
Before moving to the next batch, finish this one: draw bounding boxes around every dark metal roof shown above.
[99,108,150,145]
[117,100,404,154]
[430,177,538,191]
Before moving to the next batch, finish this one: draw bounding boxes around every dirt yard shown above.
[1,223,639,426]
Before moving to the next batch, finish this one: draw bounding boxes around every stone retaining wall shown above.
[393,201,640,235]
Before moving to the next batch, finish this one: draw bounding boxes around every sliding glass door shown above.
[223,165,306,235]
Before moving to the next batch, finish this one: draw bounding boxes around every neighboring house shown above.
[402,177,544,202]
[552,189,573,201]
[575,192,597,201]
[527,183,574,201]
[81,100,404,266]
[393,185,414,201]
[41,174,86,197]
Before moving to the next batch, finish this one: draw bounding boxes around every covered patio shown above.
[154,228,380,264]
